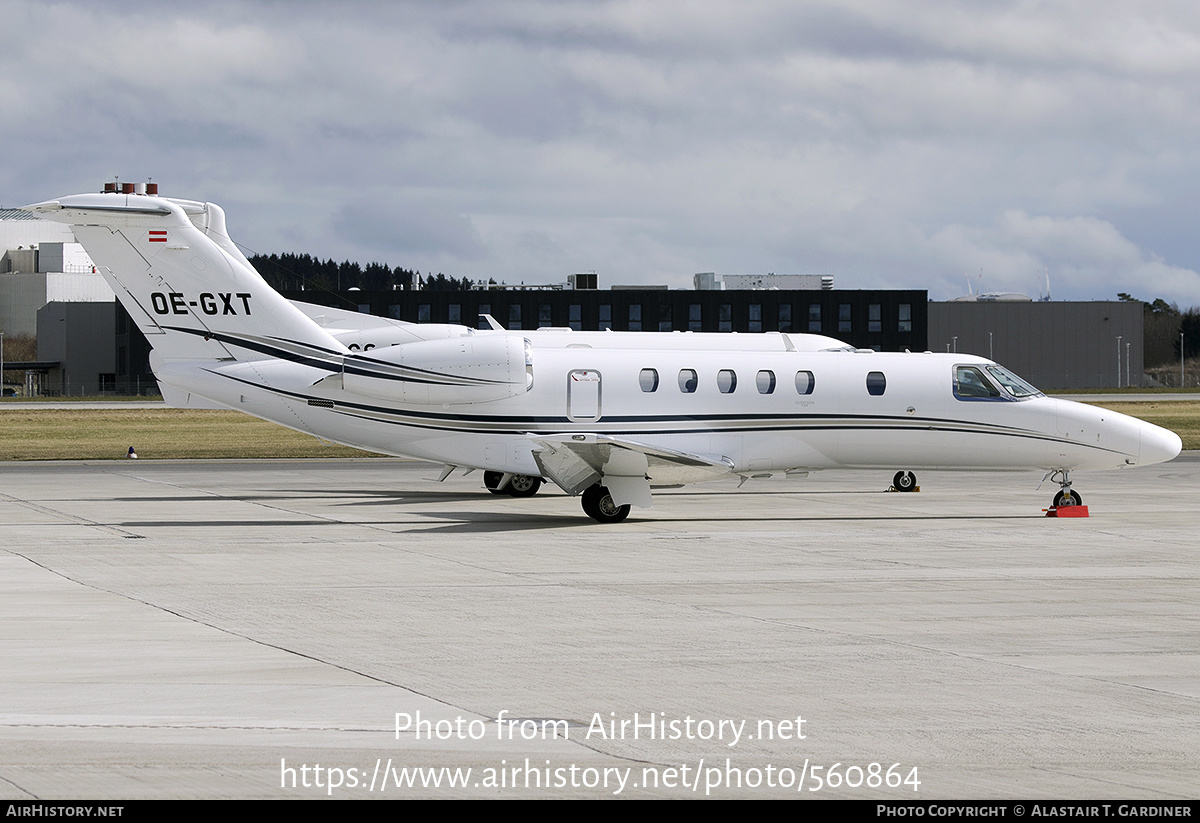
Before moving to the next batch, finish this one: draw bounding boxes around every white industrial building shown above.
[1,209,113,337]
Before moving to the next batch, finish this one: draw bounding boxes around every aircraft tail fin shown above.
[22,191,346,366]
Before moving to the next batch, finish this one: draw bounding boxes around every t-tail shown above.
[22,188,347,370]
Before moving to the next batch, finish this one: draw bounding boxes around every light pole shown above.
[1126,341,1131,388]
[1116,336,1122,388]
[952,336,958,354]
[1183,332,1186,388]
[989,331,993,360]
[1,331,4,398]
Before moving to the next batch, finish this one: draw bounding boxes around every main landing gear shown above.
[892,470,918,492]
[581,484,630,524]
[483,471,543,498]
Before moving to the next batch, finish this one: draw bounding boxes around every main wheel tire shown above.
[483,471,507,495]
[1053,489,1083,507]
[894,470,917,492]
[581,484,630,523]
[506,475,542,497]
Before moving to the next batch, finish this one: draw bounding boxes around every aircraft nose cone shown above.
[1140,422,1183,466]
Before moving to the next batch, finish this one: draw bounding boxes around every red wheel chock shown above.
[1045,505,1089,518]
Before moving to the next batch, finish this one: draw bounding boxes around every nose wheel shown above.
[892,470,918,492]
[1045,469,1088,516]
[1053,488,1083,507]
[1046,469,1083,508]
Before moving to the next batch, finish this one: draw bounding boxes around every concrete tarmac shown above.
[1,457,1197,799]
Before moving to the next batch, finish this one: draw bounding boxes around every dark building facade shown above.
[281,288,929,352]
[928,301,1143,390]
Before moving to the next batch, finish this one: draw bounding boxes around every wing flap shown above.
[531,434,734,500]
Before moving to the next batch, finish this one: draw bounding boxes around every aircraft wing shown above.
[530,433,734,508]
[289,300,413,331]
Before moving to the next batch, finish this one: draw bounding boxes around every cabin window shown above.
[757,370,776,394]
[868,304,881,332]
[679,369,698,393]
[717,369,737,394]
[808,304,822,332]
[898,303,912,332]
[795,370,815,395]
[866,371,886,396]
[640,368,659,393]
[954,366,1002,399]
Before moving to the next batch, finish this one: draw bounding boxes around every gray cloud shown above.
[4,0,1200,306]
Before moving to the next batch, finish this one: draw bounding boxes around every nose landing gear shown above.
[1044,469,1088,517]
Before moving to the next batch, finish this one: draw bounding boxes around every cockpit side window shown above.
[954,366,1003,400]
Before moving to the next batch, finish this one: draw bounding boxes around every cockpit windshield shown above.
[954,364,1043,401]
[985,365,1042,398]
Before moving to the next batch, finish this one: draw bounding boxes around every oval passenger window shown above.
[866,371,886,396]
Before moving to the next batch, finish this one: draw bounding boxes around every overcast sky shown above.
[4,0,1200,306]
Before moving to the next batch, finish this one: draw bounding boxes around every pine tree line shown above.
[248,253,475,292]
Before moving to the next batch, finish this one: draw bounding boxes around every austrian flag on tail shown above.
[148,230,167,243]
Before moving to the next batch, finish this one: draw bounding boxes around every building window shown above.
[448,304,461,324]
[508,304,522,330]
[719,304,732,332]
[417,304,431,323]
[868,303,881,333]
[539,304,552,327]
[756,370,776,394]
[839,304,852,333]
[599,304,612,330]
[477,303,491,329]
[689,304,702,331]
[659,304,672,332]
[388,304,404,320]
[778,303,792,333]
[628,304,642,331]
[749,304,762,332]
[569,304,582,331]
[898,303,912,332]
[717,369,737,393]
[796,370,815,395]
[866,371,886,396]
[679,369,698,393]
[639,368,659,392]
[808,304,822,333]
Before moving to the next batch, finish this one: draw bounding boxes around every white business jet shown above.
[23,187,1182,522]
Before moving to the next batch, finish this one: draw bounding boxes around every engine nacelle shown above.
[342,333,532,405]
